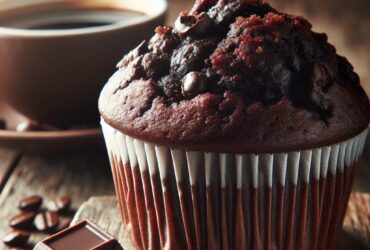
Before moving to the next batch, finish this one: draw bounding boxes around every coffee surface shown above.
[28,21,112,30]
[0,7,144,30]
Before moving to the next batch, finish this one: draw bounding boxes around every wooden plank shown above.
[0,153,115,250]
[337,193,370,250]
[353,139,370,193]
[72,193,370,250]
[0,148,20,193]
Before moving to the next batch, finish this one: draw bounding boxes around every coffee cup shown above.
[0,0,167,127]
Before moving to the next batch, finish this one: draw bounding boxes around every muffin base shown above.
[102,120,367,250]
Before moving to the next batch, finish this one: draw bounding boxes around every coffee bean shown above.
[9,212,36,230]
[19,195,43,211]
[34,211,59,232]
[48,196,71,213]
[3,230,30,247]
[0,119,6,129]
[181,71,208,98]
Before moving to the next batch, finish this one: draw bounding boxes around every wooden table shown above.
[0,0,369,249]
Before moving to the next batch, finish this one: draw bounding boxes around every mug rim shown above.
[0,0,168,37]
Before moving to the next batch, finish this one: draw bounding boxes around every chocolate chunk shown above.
[175,15,197,30]
[34,220,123,250]
[150,26,178,54]
[3,230,30,247]
[175,12,212,38]
[158,75,182,101]
[34,211,59,232]
[47,196,71,214]
[19,195,43,211]
[171,38,217,77]
[9,212,36,230]
[181,71,207,98]
[0,119,6,129]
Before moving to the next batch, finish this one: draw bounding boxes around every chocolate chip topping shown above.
[175,12,213,38]
[99,0,369,153]
[104,0,361,118]
[181,71,208,98]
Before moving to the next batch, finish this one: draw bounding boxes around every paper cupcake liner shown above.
[101,120,368,250]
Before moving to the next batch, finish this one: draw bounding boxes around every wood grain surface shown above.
[0,153,115,250]
[338,193,370,249]
[0,149,19,192]
[72,194,370,250]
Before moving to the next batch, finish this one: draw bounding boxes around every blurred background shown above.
[169,0,370,95]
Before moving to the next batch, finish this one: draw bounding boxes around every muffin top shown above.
[99,0,370,153]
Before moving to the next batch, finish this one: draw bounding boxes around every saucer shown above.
[0,104,103,153]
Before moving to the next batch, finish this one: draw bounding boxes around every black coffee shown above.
[0,5,145,30]
[29,21,112,30]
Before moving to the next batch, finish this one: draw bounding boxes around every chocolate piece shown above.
[3,230,30,247]
[47,196,71,213]
[0,119,5,129]
[181,71,207,98]
[34,211,59,232]
[175,12,212,38]
[19,195,43,211]
[9,212,36,230]
[34,220,123,250]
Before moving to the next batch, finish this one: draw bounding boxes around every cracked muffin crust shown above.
[99,0,369,153]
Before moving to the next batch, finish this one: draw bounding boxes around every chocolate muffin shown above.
[99,0,370,249]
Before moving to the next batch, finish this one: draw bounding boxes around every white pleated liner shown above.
[102,120,368,250]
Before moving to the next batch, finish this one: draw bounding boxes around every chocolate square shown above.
[34,220,122,250]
